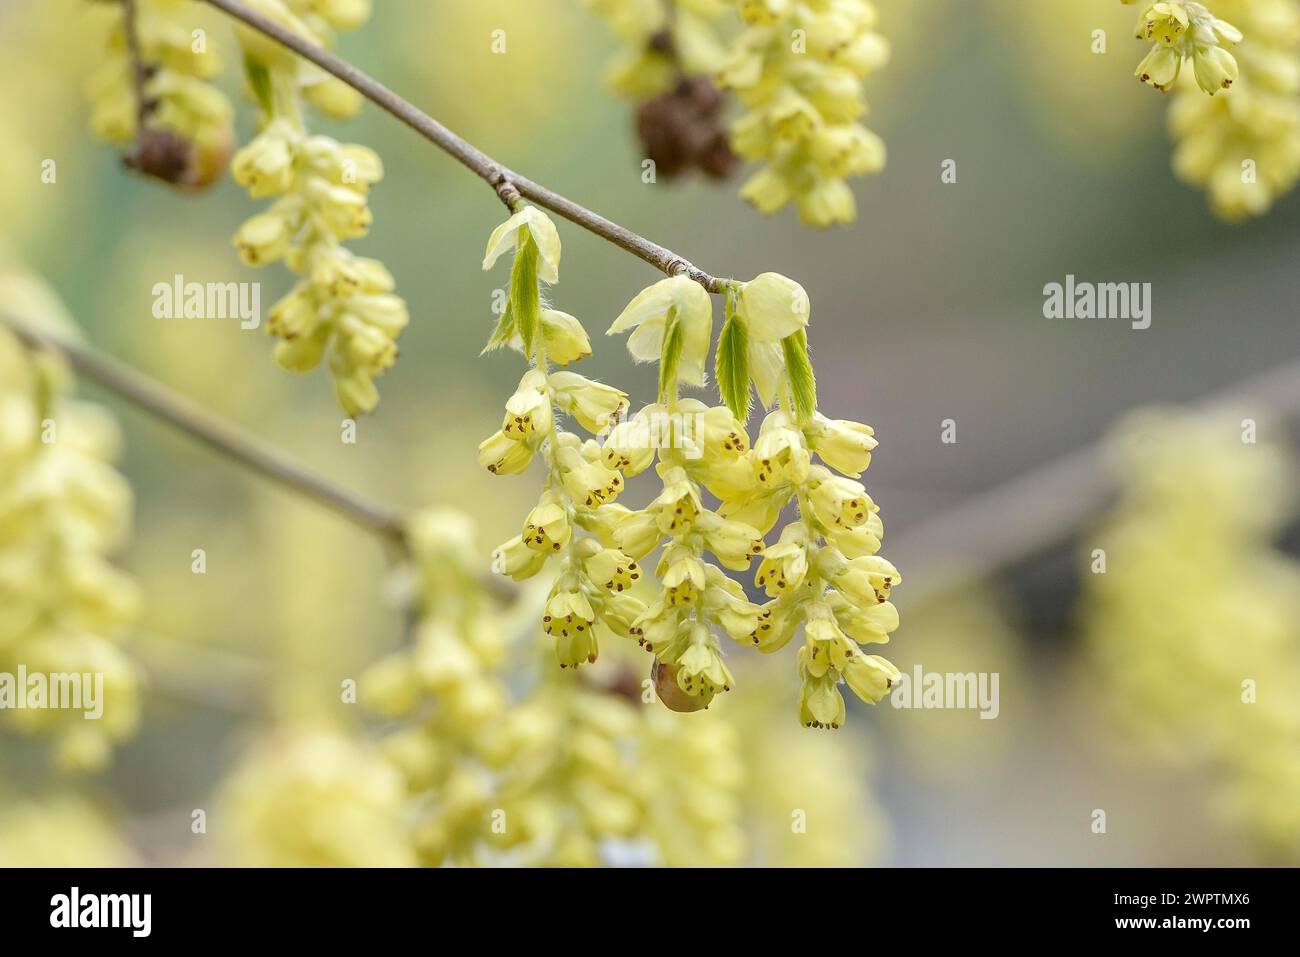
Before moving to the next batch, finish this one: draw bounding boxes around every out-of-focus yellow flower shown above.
[1082,408,1300,860]
[218,726,416,867]
[721,0,889,226]
[230,2,407,416]
[0,268,143,773]
[0,793,135,867]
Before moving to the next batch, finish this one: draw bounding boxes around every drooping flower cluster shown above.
[230,0,408,416]
[0,272,142,772]
[474,197,902,726]
[585,1,889,222]
[1082,409,1300,859]
[86,0,235,188]
[599,269,902,726]
[1127,1,1242,94]
[719,0,889,226]
[477,205,649,672]
[1160,0,1300,219]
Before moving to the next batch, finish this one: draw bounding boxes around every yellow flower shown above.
[483,205,563,282]
[544,579,600,668]
[798,672,846,730]
[608,275,714,386]
[601,410,659,476]
[557,445,625,506]
[231,121,298,197]
[739,272,810,341]
[804,412,877,476]
[696,510,765,570]
[491,534,546,582]
[829,554,901,607]
[808,470,875,530]
[721,0,889,225]
[658,543,707,605]
[1129,1,1242,94]
[522,491,572,553]
[842,652,900,704]
[549,372,629,434]
[477,430,534,475]
[754,525,810,597]
[232,209,294,266]
[632,600,685,655]
[650,466,702,534]
[608,506,663,559]
[519,310,591,365]
[584,546,642,593]
[502,369,553,441]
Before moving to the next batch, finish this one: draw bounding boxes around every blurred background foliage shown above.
[1,0,1297,866]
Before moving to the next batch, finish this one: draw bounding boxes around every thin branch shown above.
[0,312,408,548]
[890,355,1300,606]
[123,0,151,127]
[199,0,733,294]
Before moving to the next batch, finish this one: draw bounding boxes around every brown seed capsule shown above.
[651,659,709,713]
[124,124,233,191]
[635,77,737,182]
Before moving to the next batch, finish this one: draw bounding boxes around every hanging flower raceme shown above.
[0,271,143,772]
[229,0,407,416]
[1127,1,1242,94]
[477,205,644,672]
[718,0,889,226]
[597,268,902,726]
[86,0,235,188]
[1153,0,1300,220]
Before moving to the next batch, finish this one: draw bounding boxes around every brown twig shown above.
[0,311,408,548]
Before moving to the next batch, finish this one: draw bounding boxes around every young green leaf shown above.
[716,315,751,420]
[243,55,274,117]
[509,228,541,359]
[658,306,683,404]
[480,299,514,355]
[782,328,817,422]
